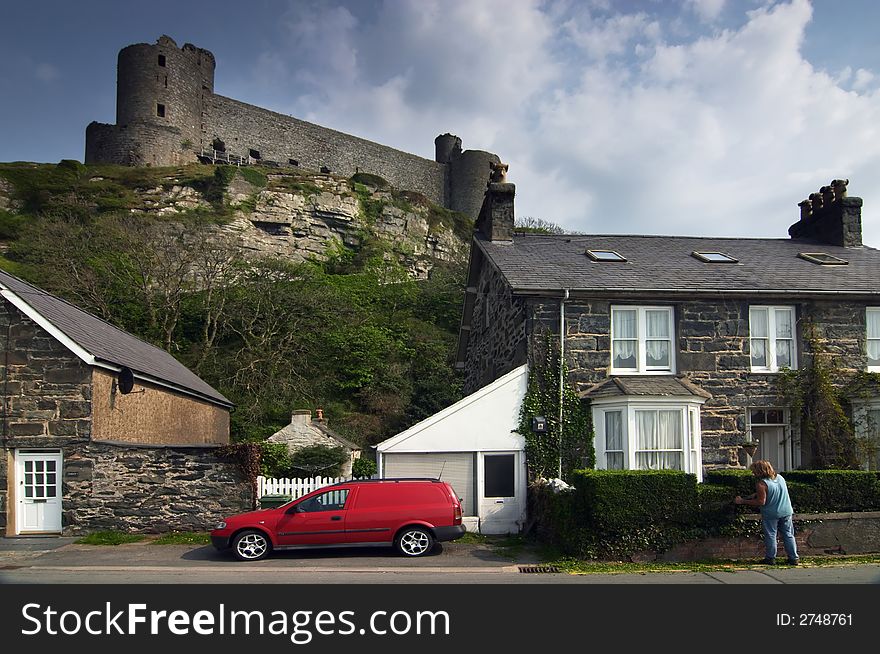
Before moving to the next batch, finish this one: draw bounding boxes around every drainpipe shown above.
[558,289,569,480]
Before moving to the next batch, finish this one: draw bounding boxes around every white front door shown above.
[478,452,523,535]
[15,450,63,534]
[754,426,788,472]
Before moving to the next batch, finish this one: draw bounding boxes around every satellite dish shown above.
[117,367,135,395]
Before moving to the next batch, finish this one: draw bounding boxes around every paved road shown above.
[1,537,879,584]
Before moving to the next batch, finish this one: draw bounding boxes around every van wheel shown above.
[232,530,271,561]
[396,527,434,557]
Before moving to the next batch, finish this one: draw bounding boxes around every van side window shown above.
[298,489,349,512]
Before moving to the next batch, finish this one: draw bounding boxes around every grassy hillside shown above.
[0,160,469,450]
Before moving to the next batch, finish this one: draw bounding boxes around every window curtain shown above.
[605,411,623,469]
[750,308,769,367]
[774,309,793,368]
[645,310,670,366]
[613,310,637,368]
[635,410,682,470]
[868,311,880,365]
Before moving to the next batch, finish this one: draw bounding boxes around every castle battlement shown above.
[85,36,499,218]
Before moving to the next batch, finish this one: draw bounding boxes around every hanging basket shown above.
[740,442,759,457]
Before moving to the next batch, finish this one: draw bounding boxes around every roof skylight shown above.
[586,249,627,262]
[692,251,738,263]
[797,252,848,265]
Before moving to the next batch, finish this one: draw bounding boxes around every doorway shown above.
[15,450,63,534]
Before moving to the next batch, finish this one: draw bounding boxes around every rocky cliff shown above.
[0,162,472,278]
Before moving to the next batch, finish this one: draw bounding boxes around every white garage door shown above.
[382,452,475,516]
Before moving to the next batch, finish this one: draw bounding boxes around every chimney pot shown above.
[821,185,835,207]
[316,408,324,422]
[798,199,812,221]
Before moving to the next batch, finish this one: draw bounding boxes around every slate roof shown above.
[478,233,880,295]
[0,269,232,408]
[580,376,712,400]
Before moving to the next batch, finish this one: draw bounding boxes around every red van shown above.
[211,478,466,561]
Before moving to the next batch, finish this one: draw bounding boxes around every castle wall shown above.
[204,95,447,206]
[117,37,213,149]
[85,121,188,166]
[85,36,499,218]
[449,150,500,220]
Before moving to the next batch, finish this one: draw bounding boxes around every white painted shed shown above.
[376,364,528,534]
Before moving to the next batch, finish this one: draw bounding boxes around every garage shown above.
[376,365,528,535]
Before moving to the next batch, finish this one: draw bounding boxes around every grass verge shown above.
[151,532,211,546]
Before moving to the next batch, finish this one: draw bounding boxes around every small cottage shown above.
[0,269,250,535]
[268,409,361,477]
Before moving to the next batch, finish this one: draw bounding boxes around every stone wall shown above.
[85,121,188,167]
[205,95,447,205]
[1,299,92,531]
[61,442,250,534]
[463,284,874,470]
[462,257,529,393]
[633,512,880,562]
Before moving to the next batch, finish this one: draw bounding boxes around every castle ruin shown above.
[85,36,500,219]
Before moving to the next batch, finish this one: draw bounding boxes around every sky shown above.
[2,0,880,245]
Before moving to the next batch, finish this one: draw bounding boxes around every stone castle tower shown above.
[85,36,499,218]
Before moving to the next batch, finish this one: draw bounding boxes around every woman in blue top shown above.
[734,460,800,565]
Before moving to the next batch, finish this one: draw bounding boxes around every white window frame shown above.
[749,305,797,373]
[852,400,880,471]
[867,308,880,373]
[592,397,704,481]
[610,305,675,375]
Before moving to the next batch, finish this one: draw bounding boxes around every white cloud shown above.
[247,0,880,246]
[685,0,726,23]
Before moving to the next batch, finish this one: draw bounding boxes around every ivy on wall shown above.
[518,335,594,482]
[777,326,880,469]
[217,442,261,510]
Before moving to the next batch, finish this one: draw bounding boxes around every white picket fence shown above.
[257,475,346,499]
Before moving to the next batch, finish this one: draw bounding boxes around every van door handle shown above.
[495,500,504,504]
[331,515,342,521]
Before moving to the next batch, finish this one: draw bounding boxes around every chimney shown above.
[475,162,514,242]
[315,408,325,422]
[788,179,862,247]
[291,410,311,426]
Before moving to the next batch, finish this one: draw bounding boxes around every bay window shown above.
[593,399,704,481]
[611,306,675,374]
[749,306,797,372]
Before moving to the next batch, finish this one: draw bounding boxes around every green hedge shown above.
[535,468,880,559]
[705,469,880,513]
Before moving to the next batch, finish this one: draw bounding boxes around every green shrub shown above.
[784,470,880,511]
[704,469,755,495]
[289,444,348,477]
[259,441,292,478]
[0,210,26,239]
[350,172,389,189]
[352,456,377,478]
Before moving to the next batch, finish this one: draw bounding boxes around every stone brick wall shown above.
[634,512,880,562]
[1,299,92,531]
[85,121,188,167]
[463,286,874,470]
[61,442,250,534]
[0,300,93,441]
[205,95,447,205]
[462,260,529,393]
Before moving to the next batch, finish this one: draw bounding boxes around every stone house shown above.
[268,409,361,477]
[0,270,249,535]
[456,179,880,479]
